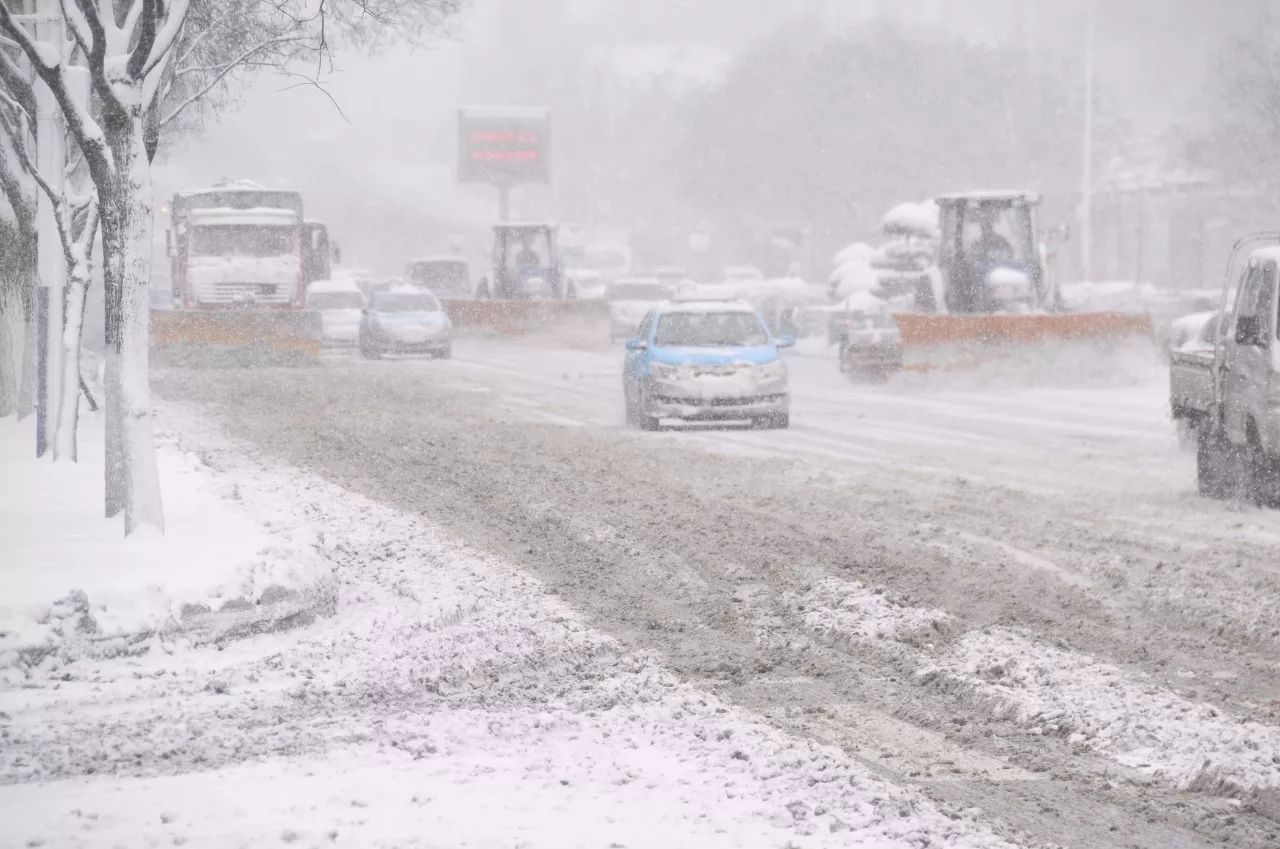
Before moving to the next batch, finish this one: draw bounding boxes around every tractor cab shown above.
[484,222,565,300]
[936,192,1046,314]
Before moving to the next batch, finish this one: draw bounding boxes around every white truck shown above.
[1172,234,1280,504]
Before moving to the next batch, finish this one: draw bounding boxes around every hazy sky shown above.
[154,0,1264,275]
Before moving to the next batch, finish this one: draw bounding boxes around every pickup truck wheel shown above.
[1196,427,1230,499]
[1244,438,1280,508]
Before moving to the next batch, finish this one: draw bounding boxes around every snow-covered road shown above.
[12,324,1276,848]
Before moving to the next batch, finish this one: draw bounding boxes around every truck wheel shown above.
[1196,427,1229,499]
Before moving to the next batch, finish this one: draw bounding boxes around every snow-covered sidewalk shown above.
[0,404,1027,848]
[1,412,334,670]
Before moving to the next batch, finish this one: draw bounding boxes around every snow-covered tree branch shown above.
[1,0,464,535]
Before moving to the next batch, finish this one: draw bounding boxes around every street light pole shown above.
[1080,0,1097,284]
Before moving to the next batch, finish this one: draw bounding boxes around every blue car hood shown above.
[650,343,778,366]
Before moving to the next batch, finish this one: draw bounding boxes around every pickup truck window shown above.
[1233,262,1276,345]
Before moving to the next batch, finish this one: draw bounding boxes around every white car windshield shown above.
[308,292,364,310]
[655,311,769,347]
[374,293,441,313]
[191,225,295,257]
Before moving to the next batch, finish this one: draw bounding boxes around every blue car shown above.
[622,301,794,430]
[359,287,453,359]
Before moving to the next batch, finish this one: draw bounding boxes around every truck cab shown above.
[1192,240,1280,503]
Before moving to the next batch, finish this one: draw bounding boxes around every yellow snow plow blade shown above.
[894,311,1153,372]
[151,309,322,366]
[442,298,608,335]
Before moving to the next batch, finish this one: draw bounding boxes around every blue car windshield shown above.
[654,311,769,347]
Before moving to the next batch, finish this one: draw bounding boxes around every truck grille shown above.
[193,282,292,305]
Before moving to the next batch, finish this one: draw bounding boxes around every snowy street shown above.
[10,325,1251,848]
[5,1,1279,846]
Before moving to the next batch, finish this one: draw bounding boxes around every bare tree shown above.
[0,63,101,464]
[0,0,463,533]
[0,40,36,421]
[1195,11,1280,200]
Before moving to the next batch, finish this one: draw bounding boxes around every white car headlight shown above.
[651,362,679,379]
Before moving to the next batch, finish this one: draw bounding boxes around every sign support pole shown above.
[497,183,510,223]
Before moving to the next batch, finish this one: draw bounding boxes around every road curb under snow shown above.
[0,412,338,677]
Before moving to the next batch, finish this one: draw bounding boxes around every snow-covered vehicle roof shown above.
[188,207,298,227]
[935,190,1040,204]
[410,256,468,265]
[662,298,756,314]
[307,278,364,295]
[1249,245,1280,266]
[493,221,558,230]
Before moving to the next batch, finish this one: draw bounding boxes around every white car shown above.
[607,278,674,341]
[305,278,366,345]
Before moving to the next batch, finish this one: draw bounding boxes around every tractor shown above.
[476,222,568,300]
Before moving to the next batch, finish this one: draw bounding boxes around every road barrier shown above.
[442,299,608,335]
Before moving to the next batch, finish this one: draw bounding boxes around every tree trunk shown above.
[0,263,20,417]
[17,267,35,418]
[53,263,90,461]
[101,114,163,534]
[2,235,38,420]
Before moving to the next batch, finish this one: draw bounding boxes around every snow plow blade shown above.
[442,299,607,335]
[151,309,322,366]
[894,311,1153,372]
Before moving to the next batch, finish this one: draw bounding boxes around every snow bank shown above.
[793,577,950,647]
[919,628,1280,800]
[0,414,332,662]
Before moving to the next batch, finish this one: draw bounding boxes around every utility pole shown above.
[1080,0,1097,284]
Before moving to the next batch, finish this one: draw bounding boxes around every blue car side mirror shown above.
[625,337,647,351]
[775,334,796,348]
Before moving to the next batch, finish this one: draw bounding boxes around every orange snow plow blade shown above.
[151,309,322,366]
[442,299,607,336]
[894,311,1154,372]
